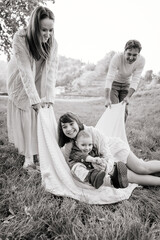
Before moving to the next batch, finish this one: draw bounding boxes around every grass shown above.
[1,88,160,239]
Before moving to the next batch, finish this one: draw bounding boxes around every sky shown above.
[0,0,160,74]
[48,0,160,74]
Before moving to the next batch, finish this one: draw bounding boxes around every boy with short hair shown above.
[69,129,128,189]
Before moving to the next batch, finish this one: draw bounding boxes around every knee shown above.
[134,160,150,174]
[127,169,137,183]
[72,163,87,172]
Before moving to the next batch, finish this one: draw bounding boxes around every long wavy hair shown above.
[58,112,84,148]
[25,6,55,60]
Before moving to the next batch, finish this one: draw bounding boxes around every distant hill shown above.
[0,60,7,92]
[70,51,115,97]
[1,53,159,96]
[56,55,87,87]
[0,55,96,94]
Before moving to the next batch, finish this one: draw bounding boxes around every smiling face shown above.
[40,17,54,43]
[76,135,93,154]
[61,121,79,139]
[124,48,139,64]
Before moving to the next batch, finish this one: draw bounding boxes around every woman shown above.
[58,112,160,186]
[7,6,58,168]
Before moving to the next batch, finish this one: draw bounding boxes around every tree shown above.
[0,0,55,60]
[144,70,153,83]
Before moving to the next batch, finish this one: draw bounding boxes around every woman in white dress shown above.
[7,6,58,168]
[58,112,160,187]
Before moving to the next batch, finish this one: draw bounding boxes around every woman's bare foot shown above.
[23,156,34,169]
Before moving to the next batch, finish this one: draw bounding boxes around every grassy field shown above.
[1,88,160,240]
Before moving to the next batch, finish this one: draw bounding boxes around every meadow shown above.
[1,88,160,240]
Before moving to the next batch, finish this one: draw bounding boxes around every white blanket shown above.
[37,103,137,205]
[96,103,129,145]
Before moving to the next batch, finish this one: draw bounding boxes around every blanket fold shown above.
[37,103,137,204]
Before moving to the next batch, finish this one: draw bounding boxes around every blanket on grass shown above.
[37,103,137,204]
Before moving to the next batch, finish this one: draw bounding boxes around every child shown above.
[69,130,128,189]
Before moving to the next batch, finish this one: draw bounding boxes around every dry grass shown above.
[1,89,160,240]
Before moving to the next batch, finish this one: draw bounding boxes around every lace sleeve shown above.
[95,129,114,160]
[105,53,118,89]
[63,142,73,163]
[42,39,59,103]
[13,32,41,105]
[130,56,145,90]
[87,126,115,171]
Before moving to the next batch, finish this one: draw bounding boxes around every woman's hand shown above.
[41,102,53,108]
[122,96,129,105]
[32,102,53,113]
[32,103,42,113]
[46,102,53,108]
[86,156,107,170]
[105,98,112,108]
[92,163,106,171]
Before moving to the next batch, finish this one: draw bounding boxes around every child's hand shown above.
[93,157,102,165]
[92,162,107,171]
[86,156,103,164]
[92,163,104,170]
[86,156,107,171]
[95,157,107,170]
[86,155,95,163]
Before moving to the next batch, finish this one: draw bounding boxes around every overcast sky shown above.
[49,0,160,74]
[0,0,159,74]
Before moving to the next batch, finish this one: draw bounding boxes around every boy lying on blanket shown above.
[69,129,128,189]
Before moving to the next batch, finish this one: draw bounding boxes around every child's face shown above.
[76,136,93,154]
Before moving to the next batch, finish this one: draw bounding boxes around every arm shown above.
[105,88,112,108]
[105,53,119,107]
[87,126,115,172]
[123,57,145,105]
[63,142,88,169]
[86,156,107,171]
[62,142,74,169]
[13,31,41,106]
[130,56,145,91]
[70,146,88,163]
[42,39,59,105]
[63,142,73,163]
[122,88,135,105]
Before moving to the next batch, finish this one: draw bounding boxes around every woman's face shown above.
[61,121,79,139]
[124,48,139,64]
[40,17,54,43]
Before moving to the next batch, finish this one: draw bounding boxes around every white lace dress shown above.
[7,59,44,157]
